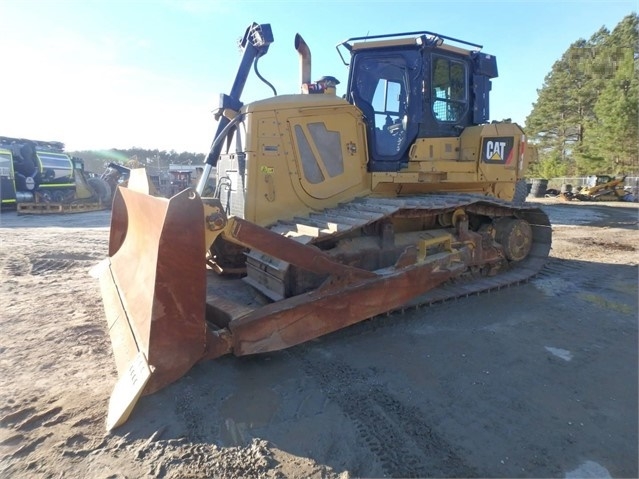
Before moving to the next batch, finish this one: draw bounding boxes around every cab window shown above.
[432,56,467,122]
[354,57,409,156]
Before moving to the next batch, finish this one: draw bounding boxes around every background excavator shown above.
[95,22,552,429]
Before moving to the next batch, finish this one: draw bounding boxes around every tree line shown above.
[525,13,638,178]
[69,148,206,174]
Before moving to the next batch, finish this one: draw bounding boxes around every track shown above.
[291,350,479,477]
[240,193,551,310]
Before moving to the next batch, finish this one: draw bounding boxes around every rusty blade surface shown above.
[227,254,463,357]
[101,187,208,394]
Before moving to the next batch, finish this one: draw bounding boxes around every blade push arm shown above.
[202,199,375,282]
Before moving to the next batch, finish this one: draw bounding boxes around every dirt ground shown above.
[0,197,637,479]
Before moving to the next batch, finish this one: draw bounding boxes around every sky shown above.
[0,0,636,153]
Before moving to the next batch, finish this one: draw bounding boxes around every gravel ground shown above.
[0,197,637,478]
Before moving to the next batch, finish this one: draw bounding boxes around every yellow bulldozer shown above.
[570,175,635,202]
[94,23,552,429]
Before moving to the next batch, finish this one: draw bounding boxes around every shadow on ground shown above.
[112,257,638,478]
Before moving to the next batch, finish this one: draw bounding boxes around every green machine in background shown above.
[0,136,112,213]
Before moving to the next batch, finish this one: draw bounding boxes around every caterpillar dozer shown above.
[95,23,551,430]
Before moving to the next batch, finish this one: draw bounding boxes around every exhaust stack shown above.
[294,33,311,90]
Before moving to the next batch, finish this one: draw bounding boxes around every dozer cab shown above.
[95,23,551,429]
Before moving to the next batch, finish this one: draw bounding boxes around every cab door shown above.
[287,108,367,200]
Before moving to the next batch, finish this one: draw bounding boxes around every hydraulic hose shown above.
[196,113,245,196]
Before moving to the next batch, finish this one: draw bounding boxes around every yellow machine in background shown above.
[95,23,551,429]
[571,175,635,202]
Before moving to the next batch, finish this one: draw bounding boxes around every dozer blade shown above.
[98,185,207,429]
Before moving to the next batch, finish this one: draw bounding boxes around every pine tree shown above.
[582,14,639,175]
[525,13,639,177]
[526,32,610,176]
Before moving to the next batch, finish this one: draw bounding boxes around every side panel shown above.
[238,102,371,227]
[469,123,526,200]
[406,137,477,183]
[475,123,525,178]
[287,109,367,199]
[372,123,527,201]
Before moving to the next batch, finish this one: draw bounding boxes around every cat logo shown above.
[481,137,514,165]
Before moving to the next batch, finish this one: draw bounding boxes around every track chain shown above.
[247,194,552,306]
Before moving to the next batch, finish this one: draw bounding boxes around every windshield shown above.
[353,55,410,157]
[432,55,468,122]
[36,151,73,183]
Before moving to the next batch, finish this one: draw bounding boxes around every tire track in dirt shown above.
[534,257,637,317]
[1,252,104,278]
[0,395,105,477]
[293,350,477,478]
[1,402,64,465]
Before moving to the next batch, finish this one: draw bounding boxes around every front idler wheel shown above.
[493,218,532,262]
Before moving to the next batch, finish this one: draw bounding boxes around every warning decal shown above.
[481,137,514,164]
